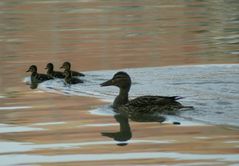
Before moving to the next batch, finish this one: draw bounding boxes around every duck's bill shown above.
[60,66,64,69]
[44,67,48,69]
[26,69,30,72]
[100,79,114,86]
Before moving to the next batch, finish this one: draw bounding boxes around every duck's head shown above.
[60,61,71,70]
[45,63,54,70]
[101,71,131,90]
[26,65,37,73]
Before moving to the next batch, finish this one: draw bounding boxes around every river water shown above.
[1,0,239,166]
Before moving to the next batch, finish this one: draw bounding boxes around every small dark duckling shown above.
[45,63,65,79]
[60,61,85,77]
[26,65,51,83]
[64,69,83,85]
[101,71,193,117]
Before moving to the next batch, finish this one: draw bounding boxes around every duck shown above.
[100,71,193,117]
[45,63,65,79]
[26,65,52,83]
[60,61,85,77]
[63,69,83,85]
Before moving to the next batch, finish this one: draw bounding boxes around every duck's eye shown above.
[114,76,128,82]
[114,74,126,79]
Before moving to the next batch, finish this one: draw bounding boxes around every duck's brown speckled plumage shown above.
[60,61,85,77]
[101,71,192,117]
[45,63,65,79]
[27,65,51,83]
[63,69,83,85]
[122,95,184,115]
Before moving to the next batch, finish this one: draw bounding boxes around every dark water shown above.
[1,0,239,166]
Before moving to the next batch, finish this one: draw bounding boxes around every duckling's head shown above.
[60,61,71,70]
[101,71,131,90]
[45,63,54,70]
[26,65,37,73]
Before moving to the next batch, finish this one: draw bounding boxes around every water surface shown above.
[0,0,239,166]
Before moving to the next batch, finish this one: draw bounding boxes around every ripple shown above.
[1,151,239,165]
[0,106,32,111]
[0,124,44,133]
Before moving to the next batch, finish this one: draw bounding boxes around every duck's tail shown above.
[180,105,194,110]
[173,96,185,100]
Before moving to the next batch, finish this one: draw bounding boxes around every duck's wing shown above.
[127,96,182,107]
[72,71,85,77]
[120,96,183,115]
[36,73,51,81]
[53,71,65,78]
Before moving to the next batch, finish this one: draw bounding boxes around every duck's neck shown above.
[31,71,38,83]
[47,68,53,74]
[64,69,69,73]
[113,88,129,108]
[64,70,72,84]
[31,71,37,77]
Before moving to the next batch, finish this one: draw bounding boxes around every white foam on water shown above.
[25,64,239,127]
[82,123,118,127]
[0,151,239,166]
[0,124,44,133]
[32,122,66,126]
[0,106,32,111]
[0,139,174,154]
[89,105,116,116]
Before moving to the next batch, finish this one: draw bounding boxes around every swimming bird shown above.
[60,61,85,77]
[26,65,52,83]
[100,71,193,117]
[63,69,83,85]
[45,63,65,79]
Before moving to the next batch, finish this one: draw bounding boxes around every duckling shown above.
[26,65,51,83]
[64,69,83,85]
[60,61,85,77]
[100,71,193,116]
[45,63,64,79]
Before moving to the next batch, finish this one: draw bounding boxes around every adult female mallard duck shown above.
[100,71,193,117]
[45,63,65,79]
[64,69,83,85]
[60,61,85,77]
[26,65,51,83]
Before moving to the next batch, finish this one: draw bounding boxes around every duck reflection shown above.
[101,110,166,146]
[29,82,39,89]
[101,113,132,146]
[126,112,166,123]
